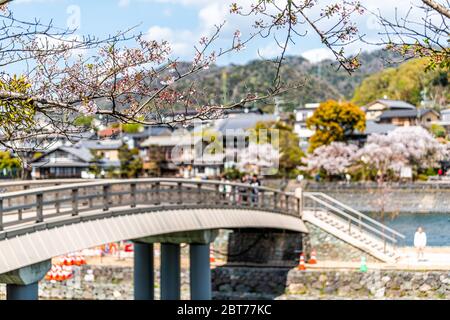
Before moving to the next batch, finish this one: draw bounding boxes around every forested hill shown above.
[352,58,449,108]
[310,50,402,99]
[173,49,403,112]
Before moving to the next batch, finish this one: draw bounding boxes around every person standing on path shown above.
[414,227,427,262]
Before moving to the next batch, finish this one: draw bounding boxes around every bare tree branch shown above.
[422,0,450,19]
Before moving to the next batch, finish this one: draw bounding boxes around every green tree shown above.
[253,121,304,178]
[88,150,104,177]
[0,151,21,177]
[121,123,143,134]
[118,144,143,178]
[306,100,366,152]
[352,58,449,107]
[0,75,35,138]
[223,168,245,180]
[430,123,446,138]
[74,115,95,128]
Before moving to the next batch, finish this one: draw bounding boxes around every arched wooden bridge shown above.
[0,178,403,300]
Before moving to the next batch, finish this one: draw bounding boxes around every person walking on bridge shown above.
[250,174,261,205]
[414,226,427,262]
[239,175,249,204]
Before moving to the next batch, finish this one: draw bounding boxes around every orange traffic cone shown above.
[45,271,52,281]
[64,268,73,280]
[209,250,216,264]
[298,253,306,271]
[308,249,317,264]
[47,265,58,281]
[63,255,74,266]
[55,269,64,281]
[75,256,82,266]
[54,256,64,266]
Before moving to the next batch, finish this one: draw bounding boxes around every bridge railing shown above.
[0,179,301,232]
[0,179,97,194]
[303,191,405,252]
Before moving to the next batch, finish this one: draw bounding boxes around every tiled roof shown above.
[98,127,121,137]
[378,108,435,119]
[214,114,277,133]
[371,99,416,110]
[379,109,419,119]
[364,120,398,134]
[124,126,172,138]
[77,139,123,150]
[30,145,93,165]
[141,134,192,147]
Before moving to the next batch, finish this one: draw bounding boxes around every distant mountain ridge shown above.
[172,49,403,112]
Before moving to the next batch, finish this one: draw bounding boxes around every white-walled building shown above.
[293,103,320,150]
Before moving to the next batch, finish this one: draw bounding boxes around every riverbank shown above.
[290,181,450,214]
[213,267,450,300]
[79,246,450,270]
[1,249,449,300]
[279,268,450,299]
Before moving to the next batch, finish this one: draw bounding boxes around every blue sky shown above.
[10,0,422,65]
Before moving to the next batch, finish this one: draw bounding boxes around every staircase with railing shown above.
[302,192,405,263]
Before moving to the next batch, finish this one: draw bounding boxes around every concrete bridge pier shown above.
[189,243,211,300]
[133,242,154,300]
[0,260,51,300]
[6,282,39,300]
[137,229,218,300]
[160,243,181,300]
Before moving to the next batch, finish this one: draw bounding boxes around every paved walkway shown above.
[307,247,450,271]
[83,247,450,271]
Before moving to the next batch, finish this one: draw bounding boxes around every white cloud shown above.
[138,0,428,63]
[257,43,295,59]
[116,0,219,7]
[301,48,335,63]
[144,0,218,5]
[34,34,88,57]
[146,26,173,41]
[198,2,228,34]
[145,25,194,56]
[14,0,60,3]
[257,44,281,59]
[143,1,238,59]
[118,0,131,7]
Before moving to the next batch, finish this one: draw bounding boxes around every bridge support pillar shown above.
[160,243,180,300]
[0,259,51,300]
[133,242,154,300]
[189,243,211,300]
[136,230,218,300]
[6,282,39,300]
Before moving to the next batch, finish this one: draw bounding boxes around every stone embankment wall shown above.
[212,267,450,300]
[303,222,381,263]
[0,265,190,300]
[226,229,303,267]
[2,265,449,300]
[285,269,450,299]
[300,182,450,214]
[212,267,290,300]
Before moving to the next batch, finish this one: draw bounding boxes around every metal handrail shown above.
[0,179,98,191]
[304,193,398,244]
[0,178,301,232]
[0,178,287,200]
[306,192,405,239]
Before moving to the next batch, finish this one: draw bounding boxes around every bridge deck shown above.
[0,179,306,274]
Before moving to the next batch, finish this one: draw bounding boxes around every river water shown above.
[369,213,450,247]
